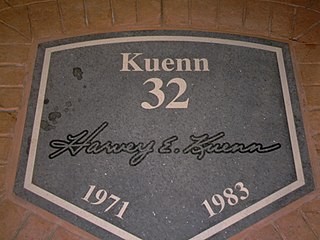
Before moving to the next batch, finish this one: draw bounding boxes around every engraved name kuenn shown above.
[49,122,282,166]
[120,53,210,72]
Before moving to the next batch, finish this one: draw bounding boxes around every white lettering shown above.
[194,58,209,71]
[162,58,175,71]
[120,53,209,72]
[120,53,143,71]
[176,58,192,71]
[145,58,160,71]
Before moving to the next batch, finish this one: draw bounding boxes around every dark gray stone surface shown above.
[15,31,314,240]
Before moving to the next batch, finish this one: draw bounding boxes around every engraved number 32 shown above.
[141,77,190,109]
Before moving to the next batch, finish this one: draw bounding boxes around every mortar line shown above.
[311,132,320,138]
[272,222,287,240]
[0,21,31,41]
[299,209,319,239]
[188,0,192,25]
[136,0,139,23]
[1,107,16,115]
[83,0,89,27]
[0,160,8,165]
[307,106,320,112]
[56,0,65,34]
[160,0,164,26]
[0,0,110,13]
[0,4,31,39]
[26,5,33,42]
[290,7,297,39]
[27,0,55,4]
[0,85,24,88]
[247,224,284,240]
[4,0,13,8]
[216,0,221,26]
[0,133,13,138]
[242,0,248,27]
[260,0,320,14]
[306,106,320,112]
[0,63,25,67]
[11,212,32,240]
[293,20,320,41]
[302,84,320,88]
[0,42,31,45]
[0,7,12,12]
[0,4,33,40]
[47,224,59,240]
[109,0,115,26]
[297,62,320,65]
[0,192,6,203]
[0,107,20,112]
[25,0,55,6]
[301,84,320,87]
[308,0,315,8]
[268,3,273,36]
[0,134,13,139]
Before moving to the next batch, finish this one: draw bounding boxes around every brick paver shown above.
[0,6,31,41]
[163,0,189,26]
[301,198,320,236]
[0,112,17,135]
[0,88,23,108]
[293,8,320,40]
[137,0,161,25]
[0,0,319,239]
[51,227,86,240]
[304,86,320,106]
[191,0,219,28]
[0,66,25,86]
[59,0,87,33]
[0,45,30,64]
[300,64,320,86]
[219,0,245,29]
[294,44,320,63]
[270,4,294,38]
[244,0,270,35]
[300,25,320,43]
[275,211,318,240]
[86,0,112,30]
[113,0,137,25]
[247,224,282,240]
[0,200,28,239]
[0,137,11,160]
[15,214,55,240]
[28,2,63,38]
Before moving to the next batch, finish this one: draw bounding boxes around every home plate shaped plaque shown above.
[15,31,314,240]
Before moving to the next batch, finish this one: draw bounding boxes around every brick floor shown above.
[0,200,28,239]
[15,214,55,240]
[0,0,320,239]
[51,227,84,240]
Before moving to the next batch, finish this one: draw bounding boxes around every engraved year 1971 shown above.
[82,184,129,219]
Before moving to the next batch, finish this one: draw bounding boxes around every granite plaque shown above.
[15,31,314,240]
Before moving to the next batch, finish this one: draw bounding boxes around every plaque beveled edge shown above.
[21,35,306,240]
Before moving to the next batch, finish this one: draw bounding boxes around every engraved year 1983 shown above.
[82,185,129,219]
[202,182,249,218]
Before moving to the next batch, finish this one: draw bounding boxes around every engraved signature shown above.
[49,122,281,166]
[49,122,155,166]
